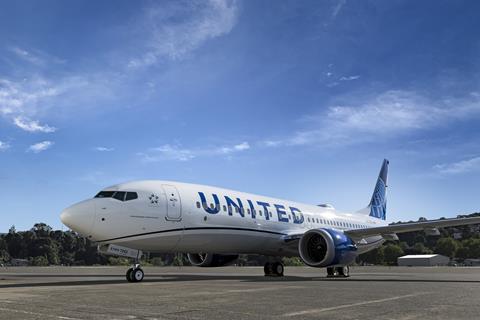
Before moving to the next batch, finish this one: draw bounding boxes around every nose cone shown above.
[60,200,96,236]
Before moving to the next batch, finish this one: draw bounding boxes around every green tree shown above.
[30,256,49,266]
[458,238,480,259]
[31,223,53,238]
[413,242,432,254]
[383,244,404,265]
[150,257,165,266]
[0,249,10,263]
[282,257,304,266]
[435,237,459,258]
[358,246,385,265]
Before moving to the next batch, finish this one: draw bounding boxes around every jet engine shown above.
[187,253,239,267]
[298,228,357,267]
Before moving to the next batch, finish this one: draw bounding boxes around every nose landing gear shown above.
[126,263,144,283]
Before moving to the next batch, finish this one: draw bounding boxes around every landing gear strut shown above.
[326,266,350,278]
[126,263,144,283]
[264,261,284,277]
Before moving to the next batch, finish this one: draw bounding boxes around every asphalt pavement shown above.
[0,266,479,320]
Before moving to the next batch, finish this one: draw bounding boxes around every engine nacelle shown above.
[187,253,239,267]
[298,228,357,267]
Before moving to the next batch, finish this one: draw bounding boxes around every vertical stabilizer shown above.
[357,159,389,220]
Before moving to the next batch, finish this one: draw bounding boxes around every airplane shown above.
[60,159,480,282]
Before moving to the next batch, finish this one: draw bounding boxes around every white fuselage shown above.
[61,180,387,257]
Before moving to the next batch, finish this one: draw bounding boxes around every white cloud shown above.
[264,90,480,147]
[433,157,480,175]
[0,141,10,151]
[0,78,59,117]
[339,75,360,81]
[138,141,250,162]
[27,141,54,153]
[128,0,239,68]
[95,147,114,152]
[0,75,102,132]
[8,46,44,66]
[218,141,250,154]
[332,0,346,19]
[139,144,196,162]
[13,116,56,133]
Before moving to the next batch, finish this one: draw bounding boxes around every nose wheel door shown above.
[162,185,182,221]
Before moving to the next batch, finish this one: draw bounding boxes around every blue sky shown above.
[1,0,480,232]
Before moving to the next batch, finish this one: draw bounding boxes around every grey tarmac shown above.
[0,266,479,320]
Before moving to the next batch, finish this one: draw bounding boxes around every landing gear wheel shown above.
[337,266,350,277]
[264,262,284,277]
[126,268,134,282]
[132,268,144,282]
[326,267,337,277]
[126,267,144,282]
[264,262,273,276]
[272,262,284,276]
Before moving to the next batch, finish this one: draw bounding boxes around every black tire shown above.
[337,266,350,277]
[326,267,336,277]
[132,268,144,282]
[126,268,134,282]
[272,262,284,276]
[264,262,272,276]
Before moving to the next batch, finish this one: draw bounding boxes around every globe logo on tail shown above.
[370,178,386,220]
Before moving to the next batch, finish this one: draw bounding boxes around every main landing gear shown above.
[126,263,144,283]
[326,266,350,278]
[264,261,285,277]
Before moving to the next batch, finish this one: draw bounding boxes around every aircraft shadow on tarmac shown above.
[1,274,479,289]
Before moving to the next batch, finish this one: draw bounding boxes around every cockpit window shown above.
[113,191,126,201]
[125,192,138,201]
[95,191,115,198]
[95,190,138,201]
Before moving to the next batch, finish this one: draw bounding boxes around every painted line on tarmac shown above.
[0,307,82,320]
[283,292,431,317]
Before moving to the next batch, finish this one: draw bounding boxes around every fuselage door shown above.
[162,184,182,221]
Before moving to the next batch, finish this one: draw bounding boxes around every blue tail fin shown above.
[358,159,389,220]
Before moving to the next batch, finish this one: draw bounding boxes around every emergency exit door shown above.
[162,185,182,221]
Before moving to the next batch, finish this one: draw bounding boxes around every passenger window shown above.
[210,203,215,209]
[247,209,251,215]
[113,191,126,201]
[196,201,201,208]
[235,207,239,213]
[259,210,263,216]
[307,217,311,222]
[223,205,227,212]
[125,192,138,201]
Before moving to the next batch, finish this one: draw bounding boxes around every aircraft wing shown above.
[345,216,480,240]
[281,216,480,245]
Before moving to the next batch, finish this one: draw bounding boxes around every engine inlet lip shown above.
[298,229,335,267]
